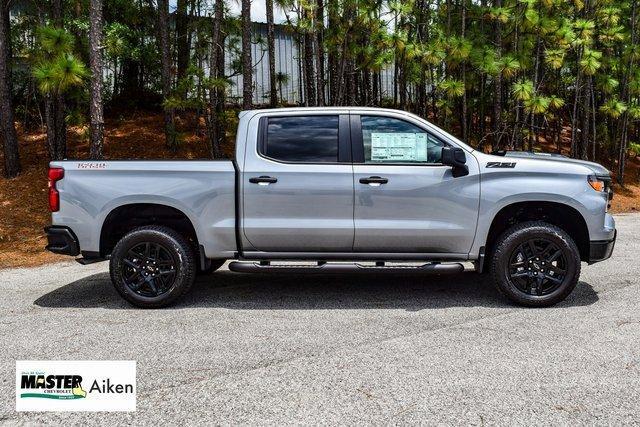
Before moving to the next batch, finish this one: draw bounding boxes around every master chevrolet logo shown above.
[20,374,86,400]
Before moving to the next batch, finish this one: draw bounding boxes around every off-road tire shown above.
[110,225,196,308]
[490,221,581,307]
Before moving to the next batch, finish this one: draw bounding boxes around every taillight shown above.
[48,167,64,212]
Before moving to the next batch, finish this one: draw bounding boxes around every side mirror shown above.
[441,147,469,177]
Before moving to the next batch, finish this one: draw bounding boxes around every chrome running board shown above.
[228,261,465,275]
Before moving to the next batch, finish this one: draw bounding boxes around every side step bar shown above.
[228,261,465,275]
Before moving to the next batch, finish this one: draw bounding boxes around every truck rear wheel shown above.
[490,221,581,307]
[109,226,196,308]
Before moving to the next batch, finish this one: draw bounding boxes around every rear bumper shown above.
[45,226,80,256]
[588,229,616,264]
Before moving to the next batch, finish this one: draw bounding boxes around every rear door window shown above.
[262,116,339,163]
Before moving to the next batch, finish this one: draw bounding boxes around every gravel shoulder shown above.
[1,214,639,425]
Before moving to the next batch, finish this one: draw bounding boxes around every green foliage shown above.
[36,26,74,56]
[487,7,510,24]
[104,23,133,59]
[544,49,566,70]
[574,19,596,45]
[600,99,627,118]
[446,37,472,63]
[548,96,565,110]
[32,27,88,95]
[512,81,534,102]
[525,96,550,115]
[439,79,465,98]
[500,55,521,78]
[579,49,603,75]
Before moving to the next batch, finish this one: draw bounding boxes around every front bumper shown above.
[588,229,616,264]
[45,226,80,256]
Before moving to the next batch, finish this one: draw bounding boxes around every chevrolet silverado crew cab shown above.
[45,107,616,308]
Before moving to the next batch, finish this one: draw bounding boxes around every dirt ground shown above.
[0,113,638,269]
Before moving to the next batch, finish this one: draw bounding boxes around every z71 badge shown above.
[486,162,516,168]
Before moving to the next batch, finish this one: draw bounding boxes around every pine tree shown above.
[241,0,253,109]
[266,0,277,107]
[89,0,104,159]
[0,0,20,178]
[157,0,176,150]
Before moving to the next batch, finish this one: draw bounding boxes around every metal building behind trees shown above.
[225,22,397,106]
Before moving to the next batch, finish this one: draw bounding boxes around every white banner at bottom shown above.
[16,360,136,411]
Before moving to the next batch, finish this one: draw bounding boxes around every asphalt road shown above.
[1,214,639,425]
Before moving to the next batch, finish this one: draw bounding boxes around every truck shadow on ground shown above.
[34,269,599,310]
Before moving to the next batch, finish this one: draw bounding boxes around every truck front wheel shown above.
[490,221,581,307]
[109,226,196,308]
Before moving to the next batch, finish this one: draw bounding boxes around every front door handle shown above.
[359,176,389,186]
[249,176,278,185]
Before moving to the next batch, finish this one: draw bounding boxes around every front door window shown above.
[361,116,444,164]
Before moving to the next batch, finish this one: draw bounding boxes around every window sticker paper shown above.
[370,133,428,162]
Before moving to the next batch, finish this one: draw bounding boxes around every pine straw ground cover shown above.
[0,112,638,269]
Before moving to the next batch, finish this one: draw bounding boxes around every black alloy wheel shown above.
[122,242,177,297]
[507,238,568,296]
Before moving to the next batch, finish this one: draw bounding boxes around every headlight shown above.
[588,175,613,212]
[587,175,606,192]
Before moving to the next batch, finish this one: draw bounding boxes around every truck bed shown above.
[50,160,238,259]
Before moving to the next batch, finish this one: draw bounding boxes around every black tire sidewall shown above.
[492,222,580,307]
[110,227,195,308]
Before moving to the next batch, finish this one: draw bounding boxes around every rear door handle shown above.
[249,176,278,185]
[359,176,388,186]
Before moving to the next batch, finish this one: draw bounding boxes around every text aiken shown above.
[90,379,134,394]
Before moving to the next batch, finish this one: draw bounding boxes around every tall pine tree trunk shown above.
[266,0,277,107]
[327,1,339,105]
[207,0,225,158]
[49,0,66,160]
[0,0,19,177]
[176,0,189,83]
[158,0,176,150]
[315,0,325,106]
[89,0,104,159]
[570,69,582,157]
[303,32,316,106]
[241,0,253,109]
[493,0,503,149]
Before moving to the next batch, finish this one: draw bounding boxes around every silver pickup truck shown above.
[45,107,616,308]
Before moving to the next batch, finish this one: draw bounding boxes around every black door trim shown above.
[338,114,352,163]
[349,114,364,163]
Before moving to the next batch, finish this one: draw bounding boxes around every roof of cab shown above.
[238,106,416,118]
